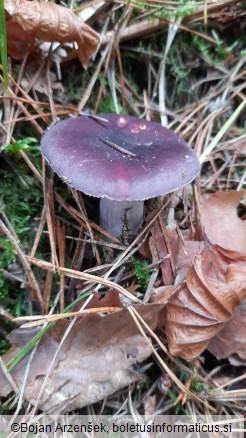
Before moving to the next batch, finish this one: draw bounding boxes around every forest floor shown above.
[0,0,246,423]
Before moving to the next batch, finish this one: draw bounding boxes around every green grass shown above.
[2,137,40,154]
[0,0,8,92]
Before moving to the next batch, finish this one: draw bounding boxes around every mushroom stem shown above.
[100,199,144,238]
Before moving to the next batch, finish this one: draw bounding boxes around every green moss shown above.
[0,146,43,314]
[131,257,150,289]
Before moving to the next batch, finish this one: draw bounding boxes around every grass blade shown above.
[200,100,246,163]
[7,292,92,371]
[0,0,8,92]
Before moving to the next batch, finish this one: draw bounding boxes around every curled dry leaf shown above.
[201,190,246,253]
[6,19,36,60]
[208,299,246,366]
[0,304,164,413]
[5,0,99,66]
[166,245,246,360]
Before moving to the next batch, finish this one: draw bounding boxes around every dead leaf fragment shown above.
[234,138,246,154]
[201,191,246,253]
[149,219,174,286]
[208,300,246,366]
[6,19,35,59]
[143,395,156,417]
[149,223,204,286]
[166,245,246,360]
[5,0,99,66]
[0,304,164,413]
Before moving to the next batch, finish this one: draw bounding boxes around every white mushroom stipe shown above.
[100,199,144,237]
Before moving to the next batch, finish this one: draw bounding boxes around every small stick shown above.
[101,137,137,158]
[80,112,109,123]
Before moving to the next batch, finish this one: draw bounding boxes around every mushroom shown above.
[41,114,200,237]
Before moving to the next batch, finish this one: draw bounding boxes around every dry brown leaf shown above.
[208,299,246,366]
[201,191,246,253]
[0,304,164,413]
[151,285,177,305]
[6,19,35,60]
[166,245,246,360]
[234,139,246,154]
[5,0,99,66]
[149,220,174,286]
[174,236,204,284]
[149,223,204,286]
[143,395,156,417]
[75,290,123,311]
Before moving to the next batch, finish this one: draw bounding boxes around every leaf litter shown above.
[2,189,245,411]
[201,190,246,253]
[165,244,246,360]
[1,0,246,416]
[0,302,164,413]
[148,190,246,361]
[208,299,246,366]
[5,0,99,66]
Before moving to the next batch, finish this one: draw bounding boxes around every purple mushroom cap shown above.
[41,114,200,201]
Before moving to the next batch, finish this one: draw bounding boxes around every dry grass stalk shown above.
[25,256,141,303]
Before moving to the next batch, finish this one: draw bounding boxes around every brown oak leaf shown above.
[201,190,246,253]
[166,245,246,360]
[208,298,246,366]
[5,0,99,66]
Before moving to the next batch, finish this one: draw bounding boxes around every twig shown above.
[101,137,137,157]
[0,357,18,394]
[25,256,141,304]
[79,112,109,123]
[14,307,122,328]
